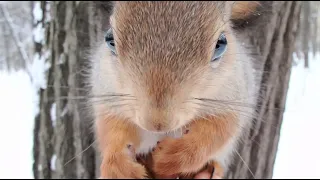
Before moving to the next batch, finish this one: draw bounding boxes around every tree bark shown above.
[0,1,33,72]
[311,3,318,58]
[32,1,54,178]
[302,1,310,68]
[33,1,301,179]
[226,1,301,178]
[33,1,101,178]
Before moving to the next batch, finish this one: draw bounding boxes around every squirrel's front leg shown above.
[96,116,148,179]
[152,112,238,178]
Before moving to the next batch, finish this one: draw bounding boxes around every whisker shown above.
[190,104,279,131]
[192,98,286,113]
[41,94,136,103]
[45,85,90,91]
[87,98,136,106]
[192,103,259,118]
[196,111,269,151]
[235,149,256,179]
[191,113,268,157]
[93,106,138,119]
[63,140,97,167]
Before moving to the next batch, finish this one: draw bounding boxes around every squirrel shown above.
[88,1,262,179]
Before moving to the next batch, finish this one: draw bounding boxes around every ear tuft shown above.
[231,1,261,20]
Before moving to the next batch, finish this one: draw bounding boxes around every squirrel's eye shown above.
[212,33,227,62]
[105,28,116,55]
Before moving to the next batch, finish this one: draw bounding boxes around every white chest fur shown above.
[136,128,183,155]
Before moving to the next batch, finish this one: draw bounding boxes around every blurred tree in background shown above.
[0,1,319,179]
[0,2,33,79]
[294,1,320,67]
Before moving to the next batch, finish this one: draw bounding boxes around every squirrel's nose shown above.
[155,123,162,131]
[149,121,166,132]
[143,120,168,132]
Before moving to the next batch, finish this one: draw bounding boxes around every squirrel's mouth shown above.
[137,124,176,134]
[133,102,196,134]
[134,120,186,135]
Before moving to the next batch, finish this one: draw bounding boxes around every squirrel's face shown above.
[96,1,259,133]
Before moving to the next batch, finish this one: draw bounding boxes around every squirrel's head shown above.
[91,1,260,132]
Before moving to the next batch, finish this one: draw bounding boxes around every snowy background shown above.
[0,52,319,178]
[273,53,320,178]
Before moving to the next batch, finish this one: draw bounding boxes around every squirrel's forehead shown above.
[113,1,226,10]
[112,2,227,26]
[110,2,230,63]
[112,2,227,47]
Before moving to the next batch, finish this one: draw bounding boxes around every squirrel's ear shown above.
[231,1,261,20]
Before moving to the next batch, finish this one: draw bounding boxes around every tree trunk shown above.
[0,1,33,72]
[226,1,301,178]
[312,4,318,58]
[32,1,54,178]
[302,1,310,68]
[311,19,317,58]
[33,1,102,178]
[33,1,301,179]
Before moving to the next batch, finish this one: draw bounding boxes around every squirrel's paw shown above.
[191,161,224,179]
[151,137,204,178]
[100,152,148,179]
[207,161,224,179]
[178,161,224,179]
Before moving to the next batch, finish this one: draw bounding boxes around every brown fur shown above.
[97,112,238,179]
[96,116,148,179]
[91,1,261,178]
[231,1,261,20]
[109,1,233,133]
[151,113,238,178]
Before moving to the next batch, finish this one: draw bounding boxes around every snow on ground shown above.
[0,70,37,179]
[0,53,319,178]
[273,53,320,179]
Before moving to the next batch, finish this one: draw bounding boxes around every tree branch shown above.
[0,3,33,82]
